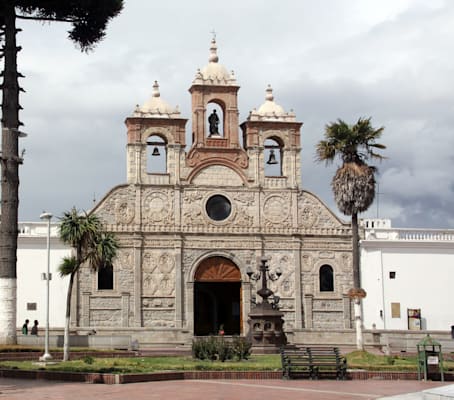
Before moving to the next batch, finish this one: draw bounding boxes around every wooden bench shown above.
[280,346,347,380]
[280,346,315,379]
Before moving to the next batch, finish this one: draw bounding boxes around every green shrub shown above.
[192,336,251,362]
[232,336,252,361]
[83,355,94,365]
[385,356,395,365]
[217,338,233,362]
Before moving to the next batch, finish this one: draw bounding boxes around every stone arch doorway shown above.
[194,256,242,336]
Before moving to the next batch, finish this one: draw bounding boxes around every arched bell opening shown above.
[264,137,283,176]
[193,256,242,336]
[147,134,167,173]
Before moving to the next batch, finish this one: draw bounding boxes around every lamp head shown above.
[40,212,53,221]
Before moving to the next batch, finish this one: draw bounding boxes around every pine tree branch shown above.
[16,15,75,23]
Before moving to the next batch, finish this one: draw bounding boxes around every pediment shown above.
[192,165,244,186]
[298,190,348,230]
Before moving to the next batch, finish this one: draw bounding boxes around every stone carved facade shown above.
[75,39,354,344]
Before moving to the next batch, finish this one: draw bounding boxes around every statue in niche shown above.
[208,109,220,137]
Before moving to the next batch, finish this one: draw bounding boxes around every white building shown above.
[361,219,454,332]
[17,222,71,329]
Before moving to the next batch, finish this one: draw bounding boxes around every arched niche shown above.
[206,102,224,138]
[146,134,167,173]
[264,137,283,176]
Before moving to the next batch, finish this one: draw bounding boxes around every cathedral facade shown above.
[75,40,355,345]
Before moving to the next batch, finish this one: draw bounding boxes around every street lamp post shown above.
[39,212,52,362]
[246,257,286,352]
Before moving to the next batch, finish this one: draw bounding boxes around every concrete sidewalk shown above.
[0,378,451,400]
[379,384,454,399]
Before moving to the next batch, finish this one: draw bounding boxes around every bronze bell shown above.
[267,149,278,165]
[152,147,160,156]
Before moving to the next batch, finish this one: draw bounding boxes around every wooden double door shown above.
[194,257,242,336]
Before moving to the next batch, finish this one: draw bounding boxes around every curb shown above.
[0,369,452,384]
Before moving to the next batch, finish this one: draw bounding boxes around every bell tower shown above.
[186,39,248,176]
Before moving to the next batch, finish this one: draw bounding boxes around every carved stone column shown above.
[121,292,130,327]
[174,240,183,328]
[343,294,352,329]
[186,282,194,333]
[242,281,251,334]
[82,292,90,327]
[133,237,143,327]
[294,239,303,329]
[304,294,313,329]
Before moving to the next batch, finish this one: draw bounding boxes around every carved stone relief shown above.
[116,200,135,224]
[95,186,135,225]
[90,310,122,326]
[142,251,175,296]
[182,191,206,227]
[263,194,290,226]
[298,191,343,229]
[142,310,175,328]
[268,253,295,298]
[230,192,255,226]
[341,253,352,272]
[143,189,174,224]
[115,249,134,270]
[301,253,313,272]
[299,205,319,228]
[143,298,175,308]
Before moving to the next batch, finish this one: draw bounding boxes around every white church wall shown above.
[17,222,71,329]
[361,220,454,331]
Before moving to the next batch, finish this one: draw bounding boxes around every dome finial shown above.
[152,81,160,98]
[265,84,274,101]
[208,32,219,63]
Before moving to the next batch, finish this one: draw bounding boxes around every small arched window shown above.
[319,264,334,292]
[206,102,224,138]
[98,264,113,290]
[264,138,283,176]
[147,135,167,173]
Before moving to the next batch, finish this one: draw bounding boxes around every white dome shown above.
[192,39,237,86]
[133,81,180,118]
[248,85,296,122]
[257,85,285,116]
[200,62,231,82]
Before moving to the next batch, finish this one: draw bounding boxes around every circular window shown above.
[206,195,231,221]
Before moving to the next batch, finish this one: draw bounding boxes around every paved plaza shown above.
[0,378,452,400]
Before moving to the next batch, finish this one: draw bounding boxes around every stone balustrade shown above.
[365,227,454,242]
[18,222,60,237]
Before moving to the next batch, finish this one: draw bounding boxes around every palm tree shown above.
[58,208,118,361]
[316,117,385,349]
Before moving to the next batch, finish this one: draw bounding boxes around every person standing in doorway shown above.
[31,320,39,335]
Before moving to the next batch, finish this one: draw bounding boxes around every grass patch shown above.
[346,351,454,372]
[1,351,454,374]
[0,355,281,374]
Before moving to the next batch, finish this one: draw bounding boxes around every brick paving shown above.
[0,378,449,400]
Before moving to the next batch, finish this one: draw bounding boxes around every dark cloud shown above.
[8,1,454,229]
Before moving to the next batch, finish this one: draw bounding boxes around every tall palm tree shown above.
[58,208,118,361]
[316,117,385,349]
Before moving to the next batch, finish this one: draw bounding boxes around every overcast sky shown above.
[8,0,454,228]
